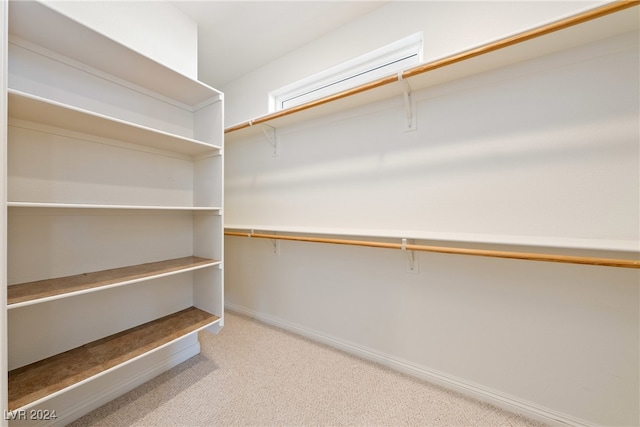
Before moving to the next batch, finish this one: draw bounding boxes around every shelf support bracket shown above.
[402,238,419,274]
[265,231,280,256]
[399,72,416,132]
[269,239,281,256]
[262,124,279,157]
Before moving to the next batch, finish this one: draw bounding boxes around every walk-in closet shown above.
[1,1,638,426]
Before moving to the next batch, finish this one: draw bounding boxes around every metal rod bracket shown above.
[398,72,416,132]
[402,238,419,274]
[262,124,278,156]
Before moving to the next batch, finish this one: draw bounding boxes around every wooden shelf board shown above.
[7,202,222,211]
[224,225,640,254]
[8,90,221,157]
[8,307,220,410]
[8,256,220,308]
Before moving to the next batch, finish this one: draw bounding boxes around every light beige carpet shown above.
[69,310,544,426]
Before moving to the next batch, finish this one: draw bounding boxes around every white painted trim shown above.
[7,261,221,309]
[225,302,595,427]
[7,202,222,211]
[269,32,423,112]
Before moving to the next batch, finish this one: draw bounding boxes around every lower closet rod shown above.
[224,231,639,269]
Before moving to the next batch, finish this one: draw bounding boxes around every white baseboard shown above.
[225,302,592,427]
[9,336,201,427]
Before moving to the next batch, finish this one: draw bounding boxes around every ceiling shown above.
[171,1,388,88]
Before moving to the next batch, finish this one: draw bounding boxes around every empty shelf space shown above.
[9,1,222,107]
[8,307,220,410]
[8,90,221,156]
[8,257,220,308]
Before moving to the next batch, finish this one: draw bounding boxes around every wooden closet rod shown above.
[225,0,639,135]
[225,231,640,269]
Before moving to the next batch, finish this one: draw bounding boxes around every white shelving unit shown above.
[2,0,223,421]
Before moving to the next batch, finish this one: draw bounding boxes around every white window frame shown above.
[269,32,423,112]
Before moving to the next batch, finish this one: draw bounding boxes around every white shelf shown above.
[8,0,221,109]
[7,257,221,309]
[8,90,221,157]
[8,202,222,211]
[225,224,640,253]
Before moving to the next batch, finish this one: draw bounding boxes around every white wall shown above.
[222,0,602,127]
[223,2,639,426]
[44,1,198,79]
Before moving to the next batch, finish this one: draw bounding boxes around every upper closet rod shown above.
[402,0,639,80]
[225,231,640,269]
[225,0,639,135]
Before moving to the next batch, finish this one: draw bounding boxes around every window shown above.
[269,32,423,112]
